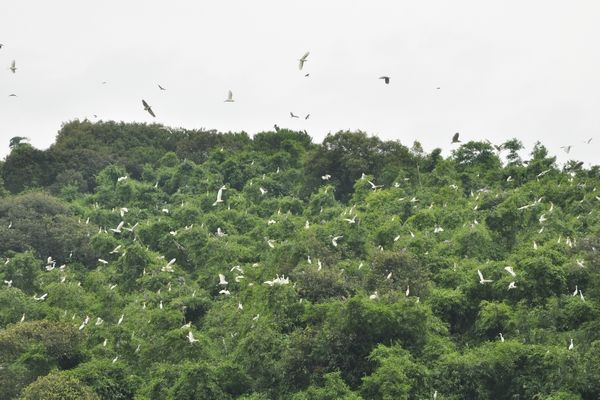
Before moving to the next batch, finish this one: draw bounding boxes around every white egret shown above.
[117,314,124,325]
[504,266,516,277]
[331,235,343,247]
[219,289,231,295]
[218,274,228,286]
[568,338,574,350]
[508,281,517,290]
[477,270,493,284]
[212,185,227,206]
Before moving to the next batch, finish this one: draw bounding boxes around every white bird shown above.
[3,280,12,288]
[344,215,357,224]
[405,285,410,297]
[162,258,176,272]
[216,227,226,237]
[368,180,383,190]
[572,285,578,296]
[159,300,163,309]
[110,245,122,254]
[386,272,392,280]
[305,220,310,229]
[539,214,547,224]
[213,185,227,206]
[266,239,275,249]
[321,174,331,181]
[187,330,200,343]
[317,259,322,271]
[533,241,538,250]
[576,259,585,268]
[161,208,169,214]
[110,221,125,233]
[504,266,516,277]
[499,333,505,342]
[112,356,119,363]
[331,235,343,247]
[224,90,234,102]
[393,235,401,242]
[20,313,25,322]
[103,339,108,347]
[508,281,517,290]
[219,289,231,295]
[218,274,228,286]
[579,290,585,302]
[95,317,104,326]
[298,51,310,70]
[434,225,444,233]
[238,302,243,310]
[109,284,117,290]
[252,314,260,321]
[259,187,268,195]
[568,338,574,350]
[117,314,124,325]
[34,293,48,301]
[181,322,191,329]
[477,270,493,284]
[135,344,141,353]
[369,291,379,300]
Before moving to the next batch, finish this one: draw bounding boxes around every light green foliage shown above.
[0,125,599,399]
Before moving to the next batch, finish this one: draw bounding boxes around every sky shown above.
[1,0,599,165]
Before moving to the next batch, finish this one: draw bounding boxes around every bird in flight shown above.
[142,99,156,117]
[224,90,234,102]
[158,84,166,91]
[298,51,310,70]
[477,270,492,284]
[305,114,310,120]
[290,112,299,118]
[584,138,593,144]
[560,145,572,154]
[9,60,16,74]
[8,94,16,97]
[379,76,390,84]
[212,185,226,206]
[451,132,461,143]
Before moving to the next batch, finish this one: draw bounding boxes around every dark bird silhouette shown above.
[8,94,17,97]
[9,60,16,74]
[158,84,166,91]
[560,145,572,154]
[0,44,3,49]
[452,132,461,143]
[274,124,280,132]
[304,73,310,77]
[142,99,156,117]
[379,76,390,84]
[584,138,593,144]
[290,112,299,118]
[224,90,234,102]
[305,114,310,120]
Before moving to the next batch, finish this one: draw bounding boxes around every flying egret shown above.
[321,174,331,180]
[212,185,227,206]
[368,180,383,189]
[9,60,16,73]
[477,270,493,284]
[298,51,309,70]
[331,235,343,247]
[158,84,166,90]
[508,281,517,290]
[290,112,299,118]
[224,90,234,102]
[259,187,268,195]
[34,293,48,301]
[98,258,109,265]
[110,221,125,233]
[379,76,390,84]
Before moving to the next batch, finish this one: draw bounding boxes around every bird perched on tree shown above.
[379,76,390,84]
[142,99,155,117]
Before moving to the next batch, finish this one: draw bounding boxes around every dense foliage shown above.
[1,120,599,399]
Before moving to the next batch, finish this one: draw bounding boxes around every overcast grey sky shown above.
[1,0,599,165]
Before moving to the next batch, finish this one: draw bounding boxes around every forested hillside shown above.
[1,121,599,399]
